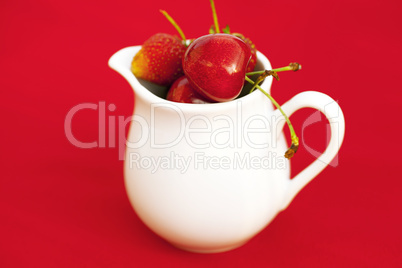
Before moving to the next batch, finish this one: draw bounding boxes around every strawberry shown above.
[131,33,187,86]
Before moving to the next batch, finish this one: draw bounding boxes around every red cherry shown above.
[183,33,252,102]
[242,36,257,73]
[166,76,210,104]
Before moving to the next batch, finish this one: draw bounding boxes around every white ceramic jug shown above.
[109,46,345,253]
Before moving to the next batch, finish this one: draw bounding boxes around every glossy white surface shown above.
[108,46,345,253]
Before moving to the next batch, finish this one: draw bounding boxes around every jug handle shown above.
[273,91,346,210]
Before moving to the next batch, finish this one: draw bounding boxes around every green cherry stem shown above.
[209,0,220,33]
[160,10,187,43]
[248,63,301,93]
[246,62,301,76]
[244,76,299,159]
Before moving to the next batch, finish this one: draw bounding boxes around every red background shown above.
[1,0,401,266]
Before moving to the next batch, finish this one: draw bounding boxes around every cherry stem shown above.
[209,0,220,33]
[246,62,301,76]
[160,10,187,43]
[248,63,301,93]
[244,76,299,159]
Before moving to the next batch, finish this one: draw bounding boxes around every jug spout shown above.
[108,46,138,87]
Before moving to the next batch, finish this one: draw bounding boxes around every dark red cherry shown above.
[166,76,210,104]
[183,33,252,102]
[241,36,257,73]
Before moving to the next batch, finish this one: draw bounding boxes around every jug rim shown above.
[108,45,274,112]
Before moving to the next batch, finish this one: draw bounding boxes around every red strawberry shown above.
[131,33,187,86]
